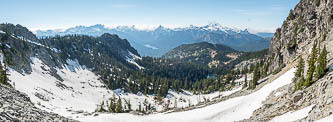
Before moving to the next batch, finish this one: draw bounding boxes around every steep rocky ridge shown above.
[269,0,333,72]
[0,23,141,74]
[245,68,333,121]
[245,0,333,121]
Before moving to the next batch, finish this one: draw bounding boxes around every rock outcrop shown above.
[269,0,333,72]
[245,69,333,121]
[245,0,333,121]
[0,85,76,121]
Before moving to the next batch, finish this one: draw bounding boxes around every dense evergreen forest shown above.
[0,23,271,97]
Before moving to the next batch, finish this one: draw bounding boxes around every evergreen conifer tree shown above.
[115,97,122,113]
[294,57,305,91]
[295,57,305,78]
[249,63,259,89]
[243,74,248,89]
[305,42,318,87]
[315,46,328,79]
[143,99,148,112]
[109,94,116,112]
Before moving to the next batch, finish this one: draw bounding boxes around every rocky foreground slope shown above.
[0,85,75,121]
[245,0,333,121]
[246,70,333,121]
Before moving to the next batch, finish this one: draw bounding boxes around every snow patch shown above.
[270,104,314,122]
[0,53,4,64]
[316,114,333,122]
[9,58,112,118]
[126,51,144,69]
[66,59,83,72]
[77,68,296,122]
[274,92,281,97]
[5,44,11,48]
[9,57,243,120]
[14,36,59,53]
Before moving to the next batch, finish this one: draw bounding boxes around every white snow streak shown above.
[270,104,314,122]
[317,115,333,122]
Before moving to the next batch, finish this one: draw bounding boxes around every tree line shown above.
[294,42,328,91]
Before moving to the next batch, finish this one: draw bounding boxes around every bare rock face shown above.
[293,91,303,103]
[245,71,333,121]
[243,0,333,121]
[0,85,76,121]
[269,0,333,72]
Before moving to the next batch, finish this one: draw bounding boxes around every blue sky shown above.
[0,0,300,32]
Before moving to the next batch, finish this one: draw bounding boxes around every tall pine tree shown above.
[294,57,305,91]
[115,97,123,113]
[305,42,318,87]
[249,63,259,90]
[315,46,328,79]
[243,74,248,89]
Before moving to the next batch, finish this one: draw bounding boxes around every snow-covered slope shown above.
[270,105,315,122]
[8,57,242,120]
[317,115,333,122]
[76,68,296,122]
[9,58,112,117]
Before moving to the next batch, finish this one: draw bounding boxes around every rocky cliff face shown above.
[245,0,333,121]
[246,67,333,121]
[0,85,76,121]
[269,0,333,72]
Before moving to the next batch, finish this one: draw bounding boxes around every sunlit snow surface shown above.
[78,68,296,122]
[9,58,242,120]
[10,58,112,117]
[270,105,314,122]
[9,57,296,121]
[317,115,333,122]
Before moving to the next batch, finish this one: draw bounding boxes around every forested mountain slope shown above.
[36,23,270,56]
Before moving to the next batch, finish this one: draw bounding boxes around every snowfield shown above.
[8,56,297,122]
[77,68,296,122]
[270,104,314,122]
[9,58,112,117]
[8,57,241,120]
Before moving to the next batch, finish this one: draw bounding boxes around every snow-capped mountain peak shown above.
[36,23,270,56]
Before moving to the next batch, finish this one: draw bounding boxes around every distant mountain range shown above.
[36,23,271,57]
